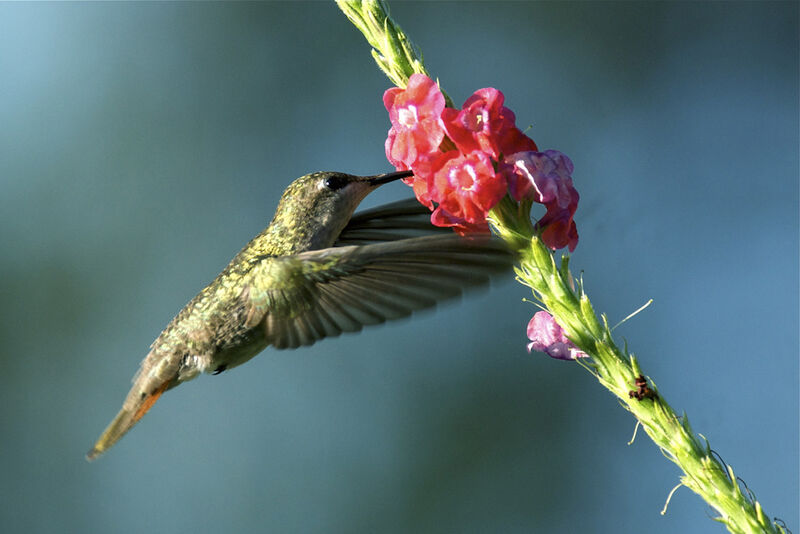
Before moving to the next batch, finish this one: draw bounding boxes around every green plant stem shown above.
[337,1,787,532]
[336,0,453,106]
[492,197,783,534]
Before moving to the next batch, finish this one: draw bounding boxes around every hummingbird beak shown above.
[365,170,414,186]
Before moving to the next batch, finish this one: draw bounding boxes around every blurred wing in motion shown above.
[241,234,513,350]
[335,198,447,245]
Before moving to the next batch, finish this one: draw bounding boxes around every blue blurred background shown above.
[1,2,796,533]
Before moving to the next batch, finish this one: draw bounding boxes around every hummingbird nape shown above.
[87,170,513,460]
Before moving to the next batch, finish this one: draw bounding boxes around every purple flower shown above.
[503,150,579,251]
[526,311,588,360]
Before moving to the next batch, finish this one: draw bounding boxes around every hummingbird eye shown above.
[323,175,348,191]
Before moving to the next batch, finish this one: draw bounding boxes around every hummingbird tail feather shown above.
[86,379,170,461]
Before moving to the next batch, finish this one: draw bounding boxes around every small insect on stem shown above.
[629,374,658,401]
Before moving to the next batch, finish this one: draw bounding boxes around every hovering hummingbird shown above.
[87,170,512,460]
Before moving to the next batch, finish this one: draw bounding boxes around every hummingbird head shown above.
[268,170,413,252]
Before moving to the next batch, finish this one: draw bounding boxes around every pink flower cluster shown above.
[526,311,588,361]
[384,73,579,250]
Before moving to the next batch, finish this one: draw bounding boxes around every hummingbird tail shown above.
[86,379,170,461]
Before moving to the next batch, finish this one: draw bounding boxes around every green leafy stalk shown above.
[335,0,454,107]
[493,199,784,534]
[337,1,788,533]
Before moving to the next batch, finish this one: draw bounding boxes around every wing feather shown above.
[335,198,448,245]
[241,234,512,350]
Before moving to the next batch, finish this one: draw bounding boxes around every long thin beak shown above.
[366,170,414,185]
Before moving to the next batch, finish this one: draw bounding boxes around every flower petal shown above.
[503,150,580,251]
[526,311,587,360]
[383,74,447,170]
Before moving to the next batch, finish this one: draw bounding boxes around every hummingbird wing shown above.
[335,198,448,245]
[240,234,512,349]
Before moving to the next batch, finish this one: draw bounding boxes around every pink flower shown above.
[381,78,579,245]
[495,125,538,158]
[426,150,507,231]
[503,150,579,251]
[442,88,538,160]
[526,311,587,360]
[537,200,579,253]
[430,208,491,235]
[384,74,446,170]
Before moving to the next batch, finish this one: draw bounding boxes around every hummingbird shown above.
[87,169,512,460]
